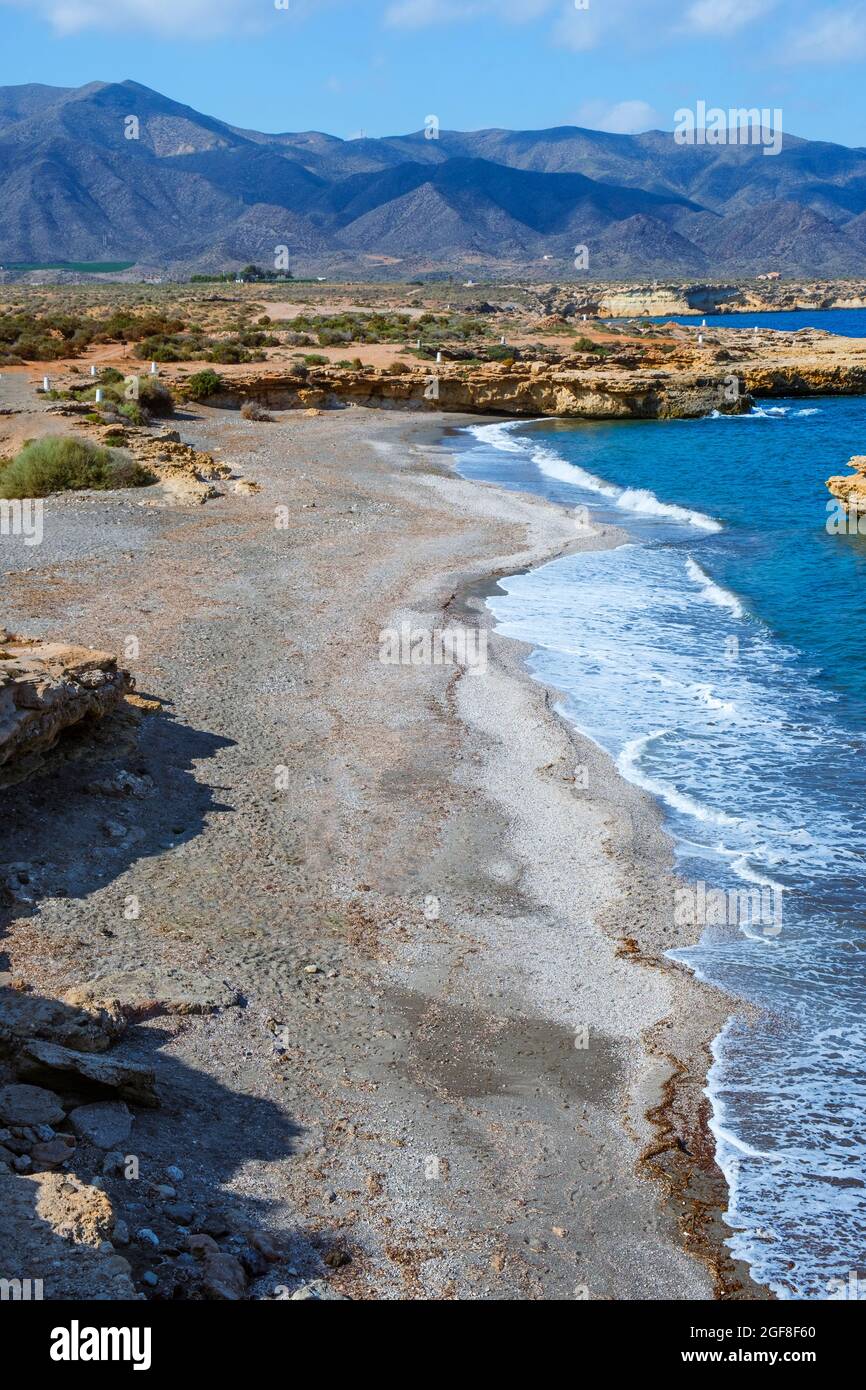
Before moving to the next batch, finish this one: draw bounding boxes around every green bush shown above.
[0,437,153,498]
[136,378,174,416]
[206,342,254,364]
[185,370,224,401]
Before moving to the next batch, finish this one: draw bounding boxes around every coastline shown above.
[431,417,768,1299]
[1,402,765,1299]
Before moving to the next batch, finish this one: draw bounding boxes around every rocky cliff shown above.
[0,636,132,785]
[205,360,754,421]
[826,455,866,513]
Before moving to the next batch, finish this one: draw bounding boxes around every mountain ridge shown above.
[2,80,865,277]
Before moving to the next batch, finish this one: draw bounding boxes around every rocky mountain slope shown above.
[3,80,866,276]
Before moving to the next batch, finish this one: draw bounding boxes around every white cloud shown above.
[574,99,659,134]
[384,0,551,29]
[782,4,866,62]
[0,0,332,37]
[683,0,777,36]
[552,0,671,53]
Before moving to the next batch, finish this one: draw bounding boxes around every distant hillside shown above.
[2,80,866,278]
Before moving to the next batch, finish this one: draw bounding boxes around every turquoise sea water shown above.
[455,397,866,1300]
[640,307,866,337]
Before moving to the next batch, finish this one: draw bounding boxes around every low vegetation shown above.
[240,400,273,422]
[183,370,224,401]
[0,437,153,498]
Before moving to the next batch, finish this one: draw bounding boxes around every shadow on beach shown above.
[0,706,328,1301]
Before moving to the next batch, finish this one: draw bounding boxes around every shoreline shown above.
[1,400,766,1299]
[433,416,768,1299]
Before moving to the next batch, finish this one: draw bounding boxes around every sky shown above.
[0,0,864,145]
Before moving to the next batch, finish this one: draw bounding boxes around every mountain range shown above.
[3,80,866,278]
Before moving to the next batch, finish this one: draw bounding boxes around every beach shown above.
[1,399,764,1299]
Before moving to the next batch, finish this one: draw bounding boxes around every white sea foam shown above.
[685,555,746,618]
[529,441,722,531]
[469,413,866,1301]
[466,419,527,453]
[616,731,741,826]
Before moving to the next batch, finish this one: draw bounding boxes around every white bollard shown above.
[43,375,50,392]
[698,334,704,346]
[90,364,97,377]
[150,362,158,375]
[436,351,442,364]
[95,388,103,403]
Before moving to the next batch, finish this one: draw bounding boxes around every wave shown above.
[529,441,722,531]
[466,419,527,454]
[464,422,723,532]
[685,556,746,618]
[616,486,721,530]
[706,405,818,421]
[616,731,742,827]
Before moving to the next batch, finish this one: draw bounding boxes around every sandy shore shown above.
[0,399,765,1300]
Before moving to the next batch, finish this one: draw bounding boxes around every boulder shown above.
[0,1083,65,1127]
[291,1280,350,1301]
[69,1101,133,1149]
[16,1039,158,1107]
[0,637,132,786]
[0,1173,134,1299]
[0,990,123,1054]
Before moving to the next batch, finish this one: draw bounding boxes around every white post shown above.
[95,388,103,403]
[698,334,704,346]
[150,362,158,375]
[43,375,50,392]
[90,364,97,377]
[436,351,442,364]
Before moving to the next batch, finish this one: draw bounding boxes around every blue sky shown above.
[1,0,864,145]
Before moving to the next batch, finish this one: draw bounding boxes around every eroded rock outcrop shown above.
[0,635,132,786]
[186,326,866,421]
[207,360,755,421]
[826,454,866,512]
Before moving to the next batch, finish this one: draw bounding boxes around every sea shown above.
[640,308,866,338]
[453,310,866,1300]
